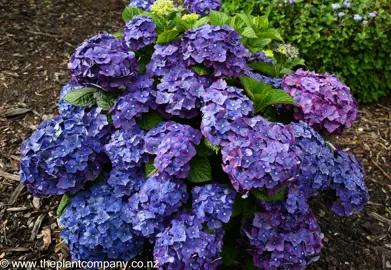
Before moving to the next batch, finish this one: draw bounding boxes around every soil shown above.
[0,0,390,269]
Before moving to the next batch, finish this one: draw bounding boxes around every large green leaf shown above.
[137,111,163,131]
[94,91,117,110]
[251,186,288,202]
[239,76,258,100]
[248,62,276,77]
[196,138,220,157]
[145,159,158,177]
[193,17,209,28]
[146,14,165,33]
[237,13,254,27]
[57,193,72,217]
[122,6,142,22]
[187,157,212,184]
[221,243,238,266]
[241,26,258,39]
[209,10,230,26]
[257,28,284,42]
[156,30,180,44]
[253,15,269,30]
[63,88,96,106]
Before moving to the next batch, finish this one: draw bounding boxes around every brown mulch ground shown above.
[0,0,390,269]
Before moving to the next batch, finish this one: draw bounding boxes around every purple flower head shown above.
[153,64,212,118]
[144,121,202,178]
[221,115,299,192]
[184,0,222,16]
[282,69,359,135]
[154,210,224,270]
[147,41,183,77]
[181,24,251,78]
[107,167,146,198]
[368,12,376,18]
[243,68,282,89]
[129,0,155,11]
[58,83,87,118]
[363,20,368,25]
[329,149,369,216]
[59,184,144,261]
[331,3,341,9]
[68,33,139,91]
[104,126,149,170]
[124,173,188,238]
[20,109,110,197]
[122,16,157,51]
[241,206,323,269]
[248,51,274,66]
[338,12,345,18]
[353,14,362,21]
[343,0,351,8]
[200,79,254,146]
[192,183,236,229]
[110,76,156,131]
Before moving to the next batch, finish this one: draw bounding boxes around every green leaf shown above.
[221,244,238,266]
[193,17,209,28]
[94,91,117,110]
[192,65,213,76]
[248,62,276,77]
[204,138,220,154]
[57,194,72,217]
[241,26,258,38]
[146,14,165,33]
[63,88,97,106]
[156,30,180,44]
[253,15,269,29]
[112,32,123,39]
[209,10,230,26]
[137,111,163,131]
[145,159,158,177]
[122,6,142,22]
[254,87,297,113]
[176,18,191,32]
[251,186,288,202]
[237,13,254,27]
[187,157,212,184]
[257,28,284,42]
[239,76,258,100]
[227,15,246,29]
[242,195,256,219]
[231,196,244,217]
[195,138,219,157]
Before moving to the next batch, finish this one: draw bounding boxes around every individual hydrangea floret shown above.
[110,76,156,131]
[68,33,138,91]
[150,0,175,15]
[122,16,157,51]
[59,184,144,261]
[107,167,146,198]
[241,205,323,269]
[248,51,274,66]
[192,183,236,229]
[184,0,222,16]
[282,69,359,135]
[329,149,369,216]
[147,41,183,77]
[243,68,282,89]
[153,64,211,118]
[144,121,202,178]
[104,126,149,170]
[124,173,188,238]
[58,83,86,118]
[129,0,155,11]
[182,24,251,78]
[221,115,299,192]
[20,109,109,197]
[201,79,254,146]
[154,210,224,270]
[273,44,299,61]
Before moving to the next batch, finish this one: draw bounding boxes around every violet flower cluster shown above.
[249,51,274,66]
[282,69,359,135]
[201,79,254,146]
[68,33,138,91]
[184,0,222,16]
[122,16,157,51]
[59,184,144,261]
[144,121,202,178]
[106,167,146,198]
[192,183,236,229]
[20,108,109,197]
[58,83,85,118]
[154,210,225,270]
[129,0,155,11]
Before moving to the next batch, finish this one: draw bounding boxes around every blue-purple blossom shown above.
[147,41,183,77]
[107,167,146,198]
[192,183,236,229]
[122,16,157,51]
[221,115,299,192]
[368,12,376,18]
[144,121,202,178]
[59,184,144,261]
[104,126,149,169]
[201,79,254,146]
[282,69,359,135]
[110,76,156,131]
[353,14,362,21]
[329,149,369,216]
[363,20,368,25]
[241,205,323,269]
[248,51,274,66]
[184,0,222,16]
[20,109,110,197]
[68,33,138,91]
[343,0,350,8]
[154,210,224,270]
[129,0,155,11]
[331,3,341,9]
[58,83,86,118]
[182,24,251,78]
[124,173,188,238]
[338,12,345,17]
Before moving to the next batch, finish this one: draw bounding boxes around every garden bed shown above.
[0,0,390,269]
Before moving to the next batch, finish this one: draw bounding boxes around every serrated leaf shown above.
[122,6,142,22]
[204,138,220,154]
[192,65,213,76]
[94,91,117,110]
[227,15,246,29]
[209,10,230,26]
[57,194,72,217]
[156,30,180,44]
[257,28,284,42]
[237,14,253,27]
[251,186,288,202]
[253,15,269,29]
[187,157,212,184]
[145,160,158,177]
[63,88,97,106]
[248,62,276,77]
[193,17,209,28]
[137,111,163,131]
[239,76,258,100]
[241,26,258,39]
[254,87,297,113]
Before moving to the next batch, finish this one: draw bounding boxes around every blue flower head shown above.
[122,16,157,51]
[184,0,222,16]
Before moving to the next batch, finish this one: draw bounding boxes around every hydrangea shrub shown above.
[20,2,368,269]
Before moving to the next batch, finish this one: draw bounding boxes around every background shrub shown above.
[223,0,391,102]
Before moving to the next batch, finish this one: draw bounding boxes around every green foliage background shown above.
[223,0,391,102]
